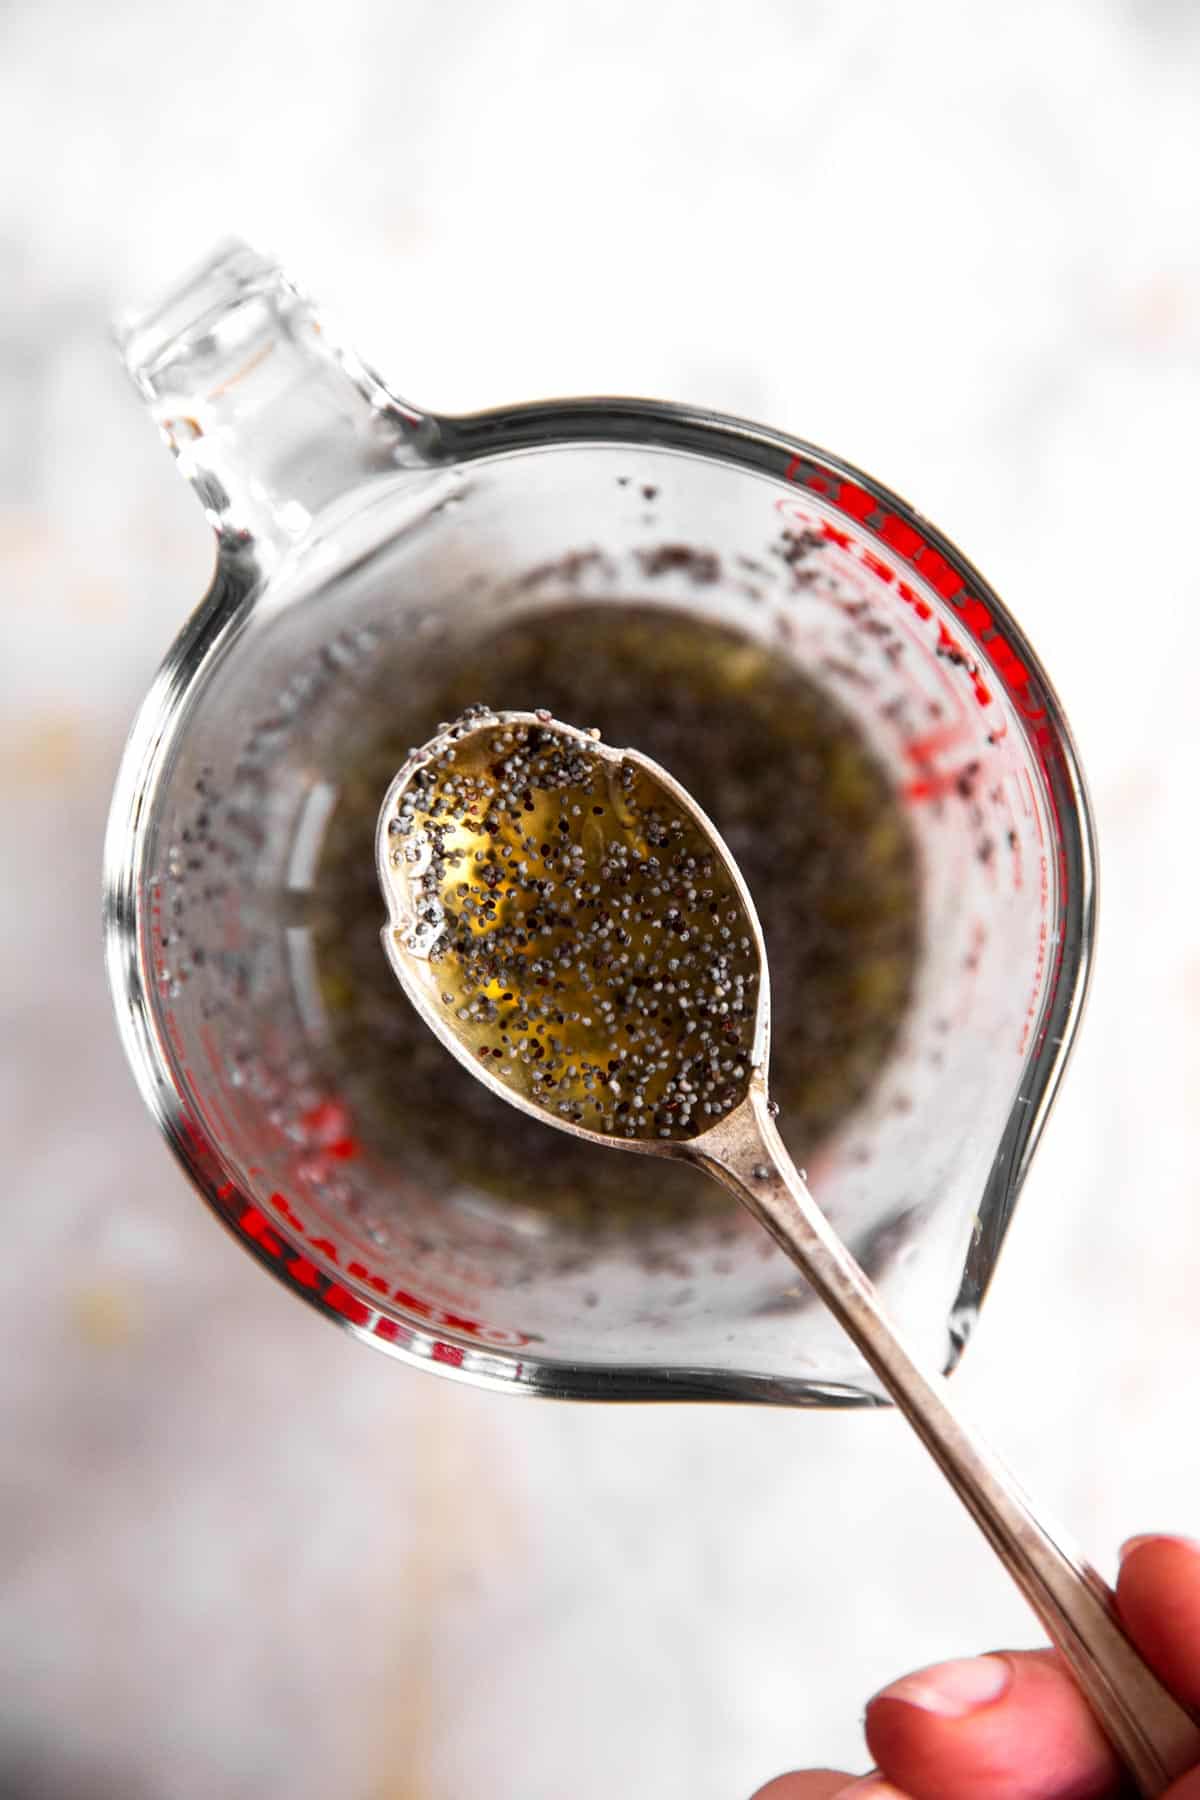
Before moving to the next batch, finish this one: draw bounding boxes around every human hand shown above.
[750,1535,1200,1800]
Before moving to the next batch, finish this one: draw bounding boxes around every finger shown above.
[1117,1534,1200,1711]
[1168,1773,1200,1800]
[748,1772,860,1799]
[864,1649,1122,1800]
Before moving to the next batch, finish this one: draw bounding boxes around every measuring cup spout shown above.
[115,238,443,574]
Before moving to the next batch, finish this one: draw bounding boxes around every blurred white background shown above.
[3,1,1200,1795]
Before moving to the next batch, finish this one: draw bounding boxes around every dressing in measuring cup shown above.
[105,239,1094,1404]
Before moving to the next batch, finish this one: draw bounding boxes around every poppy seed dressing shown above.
[384,711,760,1142]
[311,605,920,1233]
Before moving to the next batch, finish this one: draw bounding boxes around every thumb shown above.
[749,1773,858,1798]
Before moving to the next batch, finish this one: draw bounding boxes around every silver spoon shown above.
[376,706,1199,1795]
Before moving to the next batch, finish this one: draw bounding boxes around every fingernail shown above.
[870,1653,1012,1719]
[1121,1532,1200,1561]
[833,1779,905,1798]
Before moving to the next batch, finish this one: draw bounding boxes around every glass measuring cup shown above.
[104,239,1095,1405]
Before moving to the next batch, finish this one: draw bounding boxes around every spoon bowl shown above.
[376,708,768,1151]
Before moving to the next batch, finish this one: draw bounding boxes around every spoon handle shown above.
[694,1088,1200,1797]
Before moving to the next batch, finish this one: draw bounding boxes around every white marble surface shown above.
[4,1,1200,1794]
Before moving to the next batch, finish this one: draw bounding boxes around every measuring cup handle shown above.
[692,1085,1200,1797]
[115,239,443,570]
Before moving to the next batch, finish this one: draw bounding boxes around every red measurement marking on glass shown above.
[241,1203,284,1256]
[779,461,1067,944]
[777,498,974,719]
[774,491,1006,806]
[179,1111,213,1162]
[779,493,991,713]
[299,1098,359,1161]
[782,458,1053,735]
[244,1192,533,1347]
